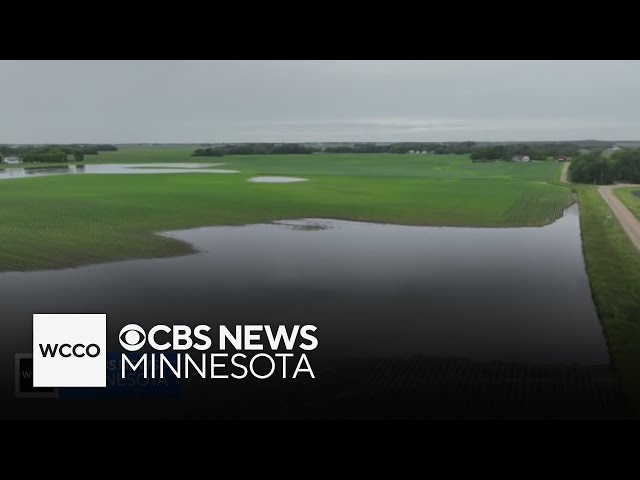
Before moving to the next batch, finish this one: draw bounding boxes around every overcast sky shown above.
[1,60,639,143]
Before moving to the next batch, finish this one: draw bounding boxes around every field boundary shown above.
[573,185,640,415]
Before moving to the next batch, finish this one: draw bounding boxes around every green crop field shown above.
[0,147,569,272]
[615,187,640,219]
[88,149,562,181]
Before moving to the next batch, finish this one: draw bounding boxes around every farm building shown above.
[555,156,568,162]
[512,155,531,163]
[2,156,23,164]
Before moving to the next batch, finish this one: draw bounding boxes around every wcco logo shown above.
[39,343,101,358]
[33,314,106,388]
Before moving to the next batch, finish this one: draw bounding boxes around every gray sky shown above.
[1,60,639,143]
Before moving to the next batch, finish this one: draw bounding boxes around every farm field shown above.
[88,149,563,181]
[0,171,571,272]
[1,146,630,418]
[0,148,569,272]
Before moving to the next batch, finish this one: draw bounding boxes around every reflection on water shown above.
[271,219,332,231]
[0,163,238,179]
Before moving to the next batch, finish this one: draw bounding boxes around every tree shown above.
[611,149,640,183]
[22,151,67,164]
[73,152,84,162]
[569,150,614,184]
[192,148,224,157]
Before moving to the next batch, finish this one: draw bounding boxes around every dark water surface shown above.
[1,204,626,418]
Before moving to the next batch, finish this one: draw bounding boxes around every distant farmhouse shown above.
[512,155,531,163]
[555,156,569,162]
[1,155,23,164]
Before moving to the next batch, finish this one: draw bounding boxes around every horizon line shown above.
[1,139,637,145]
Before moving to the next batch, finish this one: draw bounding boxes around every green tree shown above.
[569,150,614,184]
[611,149,640,183]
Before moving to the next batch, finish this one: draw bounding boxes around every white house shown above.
[421,150,428,154]
[512,155,531,163]
[2,156,22,164]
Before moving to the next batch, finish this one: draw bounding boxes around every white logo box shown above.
[33,313,107,387]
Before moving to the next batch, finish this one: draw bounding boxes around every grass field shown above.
[576,185,640,414]
[88,149,563,181]
[0,173,571,272]
[0,147,570,272]
[2,150,563,183]
[615,187,640,219]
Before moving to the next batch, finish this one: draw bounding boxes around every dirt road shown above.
[560,162,640,252]
[599,184,640,251]
[560,161,570,183]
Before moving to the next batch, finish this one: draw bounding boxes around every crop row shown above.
[502,190,574,227]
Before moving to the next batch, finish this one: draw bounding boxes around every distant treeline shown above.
[190,142,598,159]
[191,142,479,157]
[1,144,118,162]
[470,143,581,162]
[22,151,68,163]
[192,144,318,156]
[324,142,477,154]
[317,142,586,158]
[191,147,224,157]
[570,149,640,184]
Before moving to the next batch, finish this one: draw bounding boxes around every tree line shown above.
[320,142,582,158]
[192,142,485,157]
[190,141,592,159]
[469,143,581,161]
[570,149,640,184]
[1,144,118,163]
[324,142,477,154]
[192,144,318,157]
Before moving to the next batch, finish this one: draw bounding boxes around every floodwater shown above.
[0,163,238,179]
[0,204,623,418]
[248,176,308,183]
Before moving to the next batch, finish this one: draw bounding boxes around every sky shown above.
[1,60,639,144]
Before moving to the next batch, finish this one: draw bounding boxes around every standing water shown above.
[0,204,626,418]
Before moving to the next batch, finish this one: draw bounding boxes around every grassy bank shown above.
[0,172,571,272]
[615,186,640,219]
[576,185,640,413]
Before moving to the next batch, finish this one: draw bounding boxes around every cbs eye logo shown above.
[119,324,146,351]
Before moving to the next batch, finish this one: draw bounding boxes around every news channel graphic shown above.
[32,313,107,387]
[15,353,181,399]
